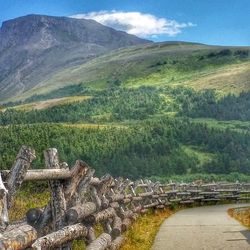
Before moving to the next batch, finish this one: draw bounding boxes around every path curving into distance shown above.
[152,203,250,250]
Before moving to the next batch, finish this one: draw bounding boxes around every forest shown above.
[178,90,250,121]
[0,117,249,178]
[0,87,249,125]
[0,86,249,179]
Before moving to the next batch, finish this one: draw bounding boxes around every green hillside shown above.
[1,42,250,181]
[8,42,250,102]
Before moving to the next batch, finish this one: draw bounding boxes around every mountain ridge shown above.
[0,14,150,101]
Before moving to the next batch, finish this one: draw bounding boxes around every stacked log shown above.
[86,233,111,250]
[32,224,88,249]
[66,202,96,224]
[0,225,37,250]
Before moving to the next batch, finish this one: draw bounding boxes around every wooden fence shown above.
[0,146,249,250]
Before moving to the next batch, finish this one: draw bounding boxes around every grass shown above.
[9,96,92,111]
[120,208,175,250]
[10,43,250,101]
[124,61,250,96]
[186,61,250,95]
[61,122,128,129]
[9,188,50,221]
[181,145,215,171]
[228,207,250,228]
[192,118,250,132]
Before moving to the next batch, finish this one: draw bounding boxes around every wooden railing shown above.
[0,146,249,250]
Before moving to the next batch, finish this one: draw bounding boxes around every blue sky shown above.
[1,0,249,46]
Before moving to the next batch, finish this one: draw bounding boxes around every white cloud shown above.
[71,11,196,38]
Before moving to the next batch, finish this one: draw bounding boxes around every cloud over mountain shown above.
[71,11,196,38]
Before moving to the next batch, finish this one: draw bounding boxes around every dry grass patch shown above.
[120,208,175,250]
[9,189,50,221]
[11,96,92,111]
[228,207,250,227]
[187,62,250,94]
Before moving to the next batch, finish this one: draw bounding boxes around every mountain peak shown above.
[0,14,150,101]
[0,14,150,51]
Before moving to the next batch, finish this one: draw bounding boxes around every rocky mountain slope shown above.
[0,14,150,101]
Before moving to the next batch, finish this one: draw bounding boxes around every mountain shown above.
[1,14,249,104]
[0,14,150,101]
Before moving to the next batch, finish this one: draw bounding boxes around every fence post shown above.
[44,148,71,249]
[6,146,36,208]
[0,174,8,230]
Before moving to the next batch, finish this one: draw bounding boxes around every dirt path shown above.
[152,203,250,250]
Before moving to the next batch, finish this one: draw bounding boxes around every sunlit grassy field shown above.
[192,118,250,133]
[120,209,175,250]
[5,96,92,112]
[11,43,250,101]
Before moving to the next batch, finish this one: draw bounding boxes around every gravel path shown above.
[152,203,250,250]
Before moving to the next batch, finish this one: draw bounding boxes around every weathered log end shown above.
[121,218,132,232]
[66,202,96,224]
[86,233,111,250]
[110,236,125,250]
[65,208,78,224]
[111,216,122,238]
[26,208,43,226]
[17,146,36,163]
[44,148,59,168]
[0,224,37,250]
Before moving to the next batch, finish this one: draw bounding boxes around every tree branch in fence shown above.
[64,160,90,203]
